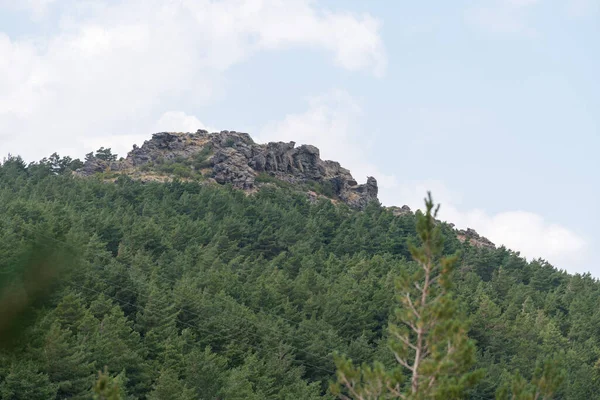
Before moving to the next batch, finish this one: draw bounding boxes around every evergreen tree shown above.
[92,367,127,400]
[182,346,229,398]
[94,148,118,162]
[41,322,95,398]
[496,355,565,400]
[332,193,481,399]
[147,369,195,400]
[90,303,150,395]
[135,284,179,362]
[0,362,57,400]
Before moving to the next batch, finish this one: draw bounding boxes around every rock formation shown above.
[388,205,412,217]
[456,228,495,249]
[77,130,379,209]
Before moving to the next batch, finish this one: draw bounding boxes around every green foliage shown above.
[193,145,213,169]
[0,157,589,399]
[0,238,78,348]
[304,179,337,198]
[255,172,293,189]
[140,163,152,172]
[41,322,95,398]
[147,369,195,400]
[1,155,27,174]
[0,362,57,400]
[332,193,481,399]
[94,147,118,162]
[98,171,121,180]
[92,367,125,400]
[30,152,83,175]
[152,156,207,180]
[496,355,566,400]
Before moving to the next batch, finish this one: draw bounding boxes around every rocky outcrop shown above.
[388,205,412,217]
[456,228,495,249]
[77,130,378,209]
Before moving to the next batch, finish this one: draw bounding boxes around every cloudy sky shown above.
[1,0,598,274]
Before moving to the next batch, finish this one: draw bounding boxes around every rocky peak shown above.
[456,228,495,249]
[77,130,379,209]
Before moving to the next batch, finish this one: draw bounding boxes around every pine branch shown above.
[393,352,414,373]
[404,293,421,319]
[391,330,418,352]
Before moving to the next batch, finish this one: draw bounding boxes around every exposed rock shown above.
[76,130,379,209]
[78,157,122,175]
[389,205,412,217]
[456,228,495,249]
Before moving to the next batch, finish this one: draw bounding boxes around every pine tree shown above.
[135,284,179,362]
[92,367,127,400]
[54,293,87,333]
[0,361,57,400]
[332,193,481,399]
[182,346,228,398]
[94,147,118,162]
[147,369,195,400]
[496,355,565,400]
[41,322,95,399]
[90,303,150,395]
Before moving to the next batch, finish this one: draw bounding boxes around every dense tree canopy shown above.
[0,155,597,399]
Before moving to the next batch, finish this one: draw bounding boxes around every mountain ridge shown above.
[76,130,378,210]
[76,129,496,249]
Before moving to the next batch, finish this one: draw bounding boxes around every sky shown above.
[1,0,598,275]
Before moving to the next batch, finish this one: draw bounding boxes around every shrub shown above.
[255,173,292,189]
[193,146,213,170]
[304,180,336,198]
[171,164,192,178]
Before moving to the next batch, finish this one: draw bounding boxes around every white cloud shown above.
[0,0,386,162]
[474,211,586,263]
[76,134,149,160]
[397,181,588,271]
[258,90,588,272]
[257,89,396,190]
[155,111,215,134]
[49,111,212,161]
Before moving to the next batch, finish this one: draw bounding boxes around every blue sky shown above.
[1,0,598,274]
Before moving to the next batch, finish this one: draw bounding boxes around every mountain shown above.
[77,130,496,249]
[0,135,595,399]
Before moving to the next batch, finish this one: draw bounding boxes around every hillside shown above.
[77,130,496,250]
[0,136,597,399]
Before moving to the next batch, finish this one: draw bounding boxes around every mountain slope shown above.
[0,144,596,399]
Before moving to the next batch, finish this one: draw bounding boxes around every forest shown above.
[1,153,599,399]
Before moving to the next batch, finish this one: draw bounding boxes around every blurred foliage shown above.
[0,237,78,349]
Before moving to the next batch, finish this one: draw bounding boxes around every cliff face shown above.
[77,130,378,209]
